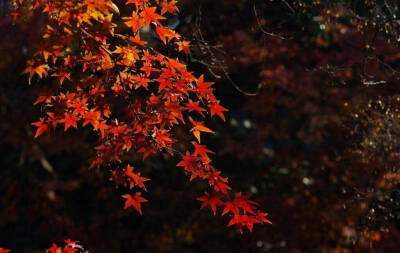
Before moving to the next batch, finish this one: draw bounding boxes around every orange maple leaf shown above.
[161,0,179,14]
[129,34,147,46]
[140,7,165,26]
[23,61,49,84]
[126,0,147,8]
[32,118,50,138]
[63,113,79,131]
[189,117,214,143]
[176,40,190,54]
[51,70,71,85]
[155,25,179,44]
[124,12,143,33]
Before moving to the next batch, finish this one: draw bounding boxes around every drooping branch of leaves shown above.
[10,0,271,234]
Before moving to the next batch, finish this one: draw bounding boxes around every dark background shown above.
[1,0,400,252]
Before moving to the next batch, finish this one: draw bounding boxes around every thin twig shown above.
[252,2,287,40]
[193,6,261,96]
[280,0,295,14]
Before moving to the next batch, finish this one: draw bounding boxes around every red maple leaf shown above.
[196,75,214,94]
[255,211,272,224]
[46,244,59,253]
[122,192,148,214]
[197,192,224,215]
[206,170,231,195]
[192,142,214,158]
[232,192,257,214]
[186,100,206,116]
[222,201,239,216]
[228,215,259,232]
[125,165,150,190]
[209,103,228,121]
[177,152,198,173]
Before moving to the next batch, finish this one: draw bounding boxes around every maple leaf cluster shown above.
[11,0,270,231]
[45,239,87,253]
[0,239,87,253]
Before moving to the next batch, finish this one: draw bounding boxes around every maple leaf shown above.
[186,100,206,116]
[255,211,272,224]
[228,215,259,232]
[122,192,148,214]
[69,98,88,116]
[166,58,186,71]
[129,34,147,46]
[133,75,150,89]
[93,120,109,137]
[209,103,228,121]
[36,47,52,62]
[124,12,143,33]
[232,192,257,214]
[125,165,150,190]
[197,192,224,215]
[189,117,215,143]
[112,83,124,94]
[64,239,84,252]
[23,61,49,84]
[176,41,190,54]
[140,7,165,26]
[64,239,77,245]
[155,128,175,147]
[62,113,79,131]
[161,1,179,14]
[196,75,214,94]
[177,152,198,175]
[52,69,71,85]
[155,25,179,44]
[227,214,243,227]
[82,110,101,127]
[32,118,50,138]
[46,244,59,253]
[109,169,126,189]
[157,78,172,92]
[138,145,157,159]
[222,201,239,216]
[126,0,147,8]
[206,170,231,194]
[192,142,214,158]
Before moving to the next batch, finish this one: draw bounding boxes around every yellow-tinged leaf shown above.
[23,62,49,84]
